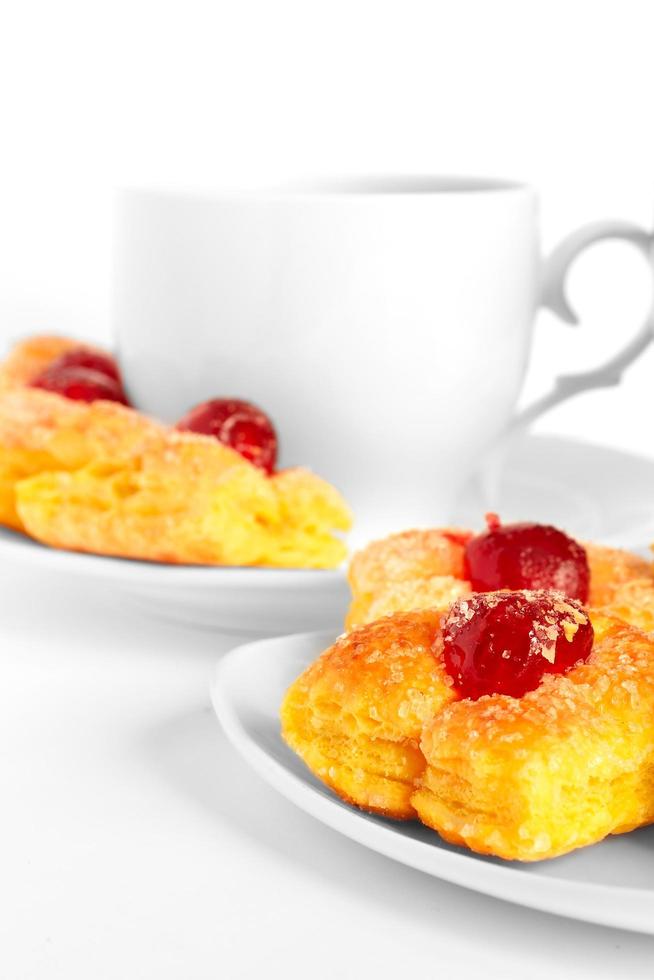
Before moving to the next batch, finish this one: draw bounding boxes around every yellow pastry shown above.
[415,610,654,860]
[346,528,471,628]
[281,609,455,818]
[0,336,351,567]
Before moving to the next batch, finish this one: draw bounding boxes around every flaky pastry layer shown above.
[281,610,455,818]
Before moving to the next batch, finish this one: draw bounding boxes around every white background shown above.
[1,0,653,454]
[2,1,654,977]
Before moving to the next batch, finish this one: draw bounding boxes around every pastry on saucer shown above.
[283,518,654,860]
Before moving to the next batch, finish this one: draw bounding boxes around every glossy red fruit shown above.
[41,347,123,382]
[175,398,278,473]
[464,515,589,602]
[31,366,129,404]
[441,589,594,700]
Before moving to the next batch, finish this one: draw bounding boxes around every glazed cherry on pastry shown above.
[441,589,594,700]
[31,347,129,405]
[464,514,590,602]
[31,366,129,405]
[41,348,123,382]
[176,398,278,474]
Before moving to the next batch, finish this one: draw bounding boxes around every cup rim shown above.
[117,175,533,200]
[263,175,531,195]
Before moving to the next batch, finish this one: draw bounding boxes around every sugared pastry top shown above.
[282,587,654,860]
[347,515,654,633]
[346,527,472,628]
[0,335,351,567]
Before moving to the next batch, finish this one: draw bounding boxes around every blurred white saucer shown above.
[0,529,349,637]
[2,433,652,636]
[454,433,654,553]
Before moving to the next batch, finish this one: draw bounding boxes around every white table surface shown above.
[2,561,653,980]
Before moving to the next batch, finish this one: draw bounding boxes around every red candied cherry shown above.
[31,366,129,405]
[176,398,278,474]
[31,347,129,404]
[464,514,589,602]
[441,589,594,700]
[40,347,123,383]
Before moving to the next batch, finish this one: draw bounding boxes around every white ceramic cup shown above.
[113,180,653,541]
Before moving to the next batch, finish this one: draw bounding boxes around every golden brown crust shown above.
[585,542,653,605]
[361,576,471,626]
[0,337,351,567]
[415,613,654,860]
[280,610,456,818]
[346,528,471,628]
[597,578,654,634]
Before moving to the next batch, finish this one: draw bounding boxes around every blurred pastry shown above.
[0,336,351,567]
[0,335,93,390]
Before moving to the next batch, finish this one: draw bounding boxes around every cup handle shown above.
[509,220,653,433]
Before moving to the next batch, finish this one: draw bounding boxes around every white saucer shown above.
[0,527,349,636]
[2,433,653,635]
[454,433,654,552]
[211,630,654,935]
